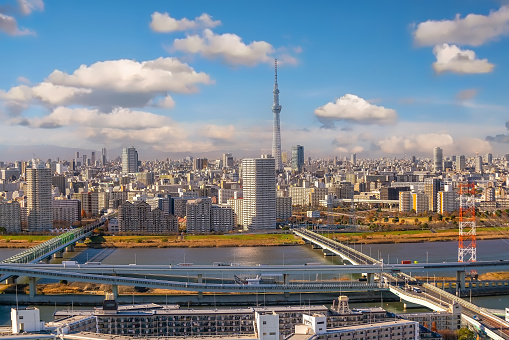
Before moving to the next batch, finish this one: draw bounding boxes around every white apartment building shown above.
[26,160,53,231]
[242,156,276,230]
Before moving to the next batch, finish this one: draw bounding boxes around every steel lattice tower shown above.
[458,182,476,262]
[272,59,283,172]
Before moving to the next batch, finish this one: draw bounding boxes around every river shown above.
[0,238,507,325]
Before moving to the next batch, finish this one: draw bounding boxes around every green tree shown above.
[457,327,475,340]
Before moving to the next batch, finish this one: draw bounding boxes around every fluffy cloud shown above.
[376,133,454,154]
[18,0,44,15]
[150,12,220,33]
[172,29,274,66]
[314,94,397,128]
[432,44,494,74]
[414,6,509,46]
[23,107,169,129]
[0,13,32,35]
[0,57,212,113]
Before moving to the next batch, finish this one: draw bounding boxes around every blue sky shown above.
[1,0,509,159]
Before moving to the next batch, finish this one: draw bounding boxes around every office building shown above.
[91,151,96,165]
[122,146,139,174]
[223,153,234,168]
[455,155,466,171]
[351,153,356,165]
[271,59,283,172]
[291,145,304,172]
[51,175,67,197]
[433,147,443,172]
[193,158,208,170]
[242,156,276,230]
[475,155,483,173]
[101,148,107,165]
[26,160,53,231]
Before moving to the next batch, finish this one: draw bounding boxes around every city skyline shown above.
[1,1,509,160]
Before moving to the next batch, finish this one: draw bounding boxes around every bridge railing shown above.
[1,218,106,264]
[294,228,380,265]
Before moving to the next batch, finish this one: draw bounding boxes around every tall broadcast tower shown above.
[272,59,283,172]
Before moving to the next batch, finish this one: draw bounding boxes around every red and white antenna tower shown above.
[458,182,476,262]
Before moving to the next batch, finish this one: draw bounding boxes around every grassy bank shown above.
[0,226,507,249]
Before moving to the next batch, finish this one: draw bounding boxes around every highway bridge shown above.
[294,228,509,339]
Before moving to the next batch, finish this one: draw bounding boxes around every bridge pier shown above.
[197,274,203,284]
[312,244,321,249]
[65,243,75,252]
[367,273,374,284]
[456,270,465,296]
[28,277,37,298]
[53,250,64,258]
[112,285,118,299]
[284,274,289,286]
[323,250,335,256]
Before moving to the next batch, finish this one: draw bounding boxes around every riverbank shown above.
[0,226,507,248]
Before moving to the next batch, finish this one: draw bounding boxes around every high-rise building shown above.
[101,148,107,165]
[52,175,67,197]
[186,198,212,234]
[433,147,443,172]
[0,201,21,233]
[242,156,276,230]
[291,145,304,173]
[351,153,357,165]
[424,178,441,212]
[26,160,53,231]
[455,155,466,171]
[271,59,283,172]
[91,151,96,166]
[122,147,139,174]
[485,153,493,165]
[475,155,483,174]
[222,153,234,168]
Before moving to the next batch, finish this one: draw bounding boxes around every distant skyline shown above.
[1,1,509,160]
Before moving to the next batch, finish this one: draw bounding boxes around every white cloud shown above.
[0,57,212,113]
[414,6,509,46]
[314,94,397,127]
[172,29,275,66]
[0,13,33,35]
[150,12,220,33]
[432,44,494,74]
[377,133,454,154]
[155,95,175,109]
[16,76,30,84]
[25,107,169,129]
[17,0,44,15]
[200,124,236,142]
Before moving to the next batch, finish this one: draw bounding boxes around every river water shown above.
[0,238,508,324]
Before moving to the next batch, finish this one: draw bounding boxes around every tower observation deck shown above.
[272,59,283,172]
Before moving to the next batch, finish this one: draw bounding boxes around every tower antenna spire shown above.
[275,59,278,83]
[272,58,283,172]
